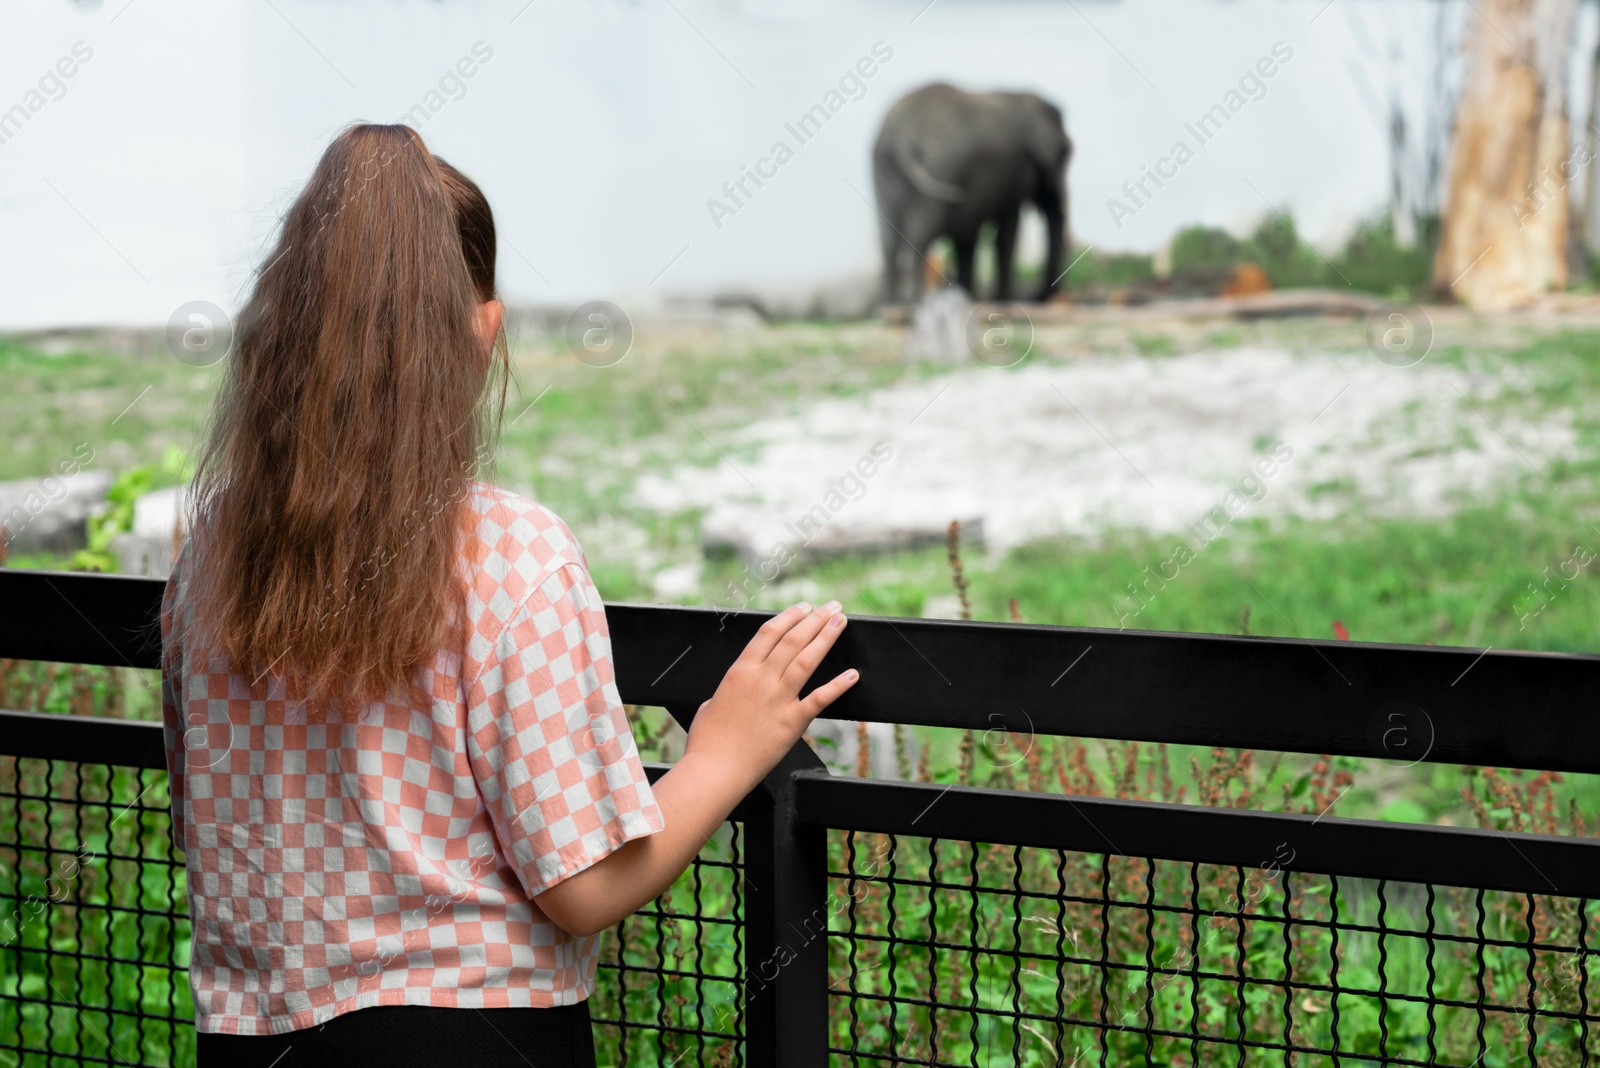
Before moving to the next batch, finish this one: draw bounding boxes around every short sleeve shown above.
[158,566,187,852]
[465,561,664,898]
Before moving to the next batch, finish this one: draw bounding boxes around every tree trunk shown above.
[1581,29,1600,259]
[1432,0,1577,309]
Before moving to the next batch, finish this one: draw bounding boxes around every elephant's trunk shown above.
[897,145,965,203]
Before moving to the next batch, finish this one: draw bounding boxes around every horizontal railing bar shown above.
[8,569,1600,773]
[793,773,1600,900]
[610,603,1600,775]
[0,569,165,669]
[0,707,166,768]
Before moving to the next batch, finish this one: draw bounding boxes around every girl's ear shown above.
[476,299,504,367]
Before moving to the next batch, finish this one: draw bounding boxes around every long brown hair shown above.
[185,123,508,716]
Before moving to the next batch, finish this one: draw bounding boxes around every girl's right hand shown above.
[537,600,859,937]
[683,600,859,788]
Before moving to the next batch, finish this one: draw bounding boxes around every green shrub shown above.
[70,446,191,574]
[1169,225,1243,275]
[1333,214,1438,300]
[1156,211,1440,299]
[1060,248,1155,290]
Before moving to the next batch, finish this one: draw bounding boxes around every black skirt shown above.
[196,1000,597,1068]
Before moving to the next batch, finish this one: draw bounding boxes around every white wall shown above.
[0,0,1575,329]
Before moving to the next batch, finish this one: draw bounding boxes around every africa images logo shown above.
[1106,41,1294,230]
[706,42,894,229]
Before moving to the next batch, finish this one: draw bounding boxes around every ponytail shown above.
[185,123,507,718]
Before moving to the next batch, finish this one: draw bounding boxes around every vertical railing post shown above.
[742,741,831,1067]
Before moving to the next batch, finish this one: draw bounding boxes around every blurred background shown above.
[1,0,1521,324]
[5,0,1600,817]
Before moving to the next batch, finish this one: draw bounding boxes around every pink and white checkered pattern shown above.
[160,482,664,1036]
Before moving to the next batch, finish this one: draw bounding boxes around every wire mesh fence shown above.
[591,823,746,1067]
[0,755,189,1068]
[8,744,1600,1068]
[0,748,745,1068]
[826,828,1600,1067]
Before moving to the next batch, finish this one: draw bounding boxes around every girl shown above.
[161,122,858,1066]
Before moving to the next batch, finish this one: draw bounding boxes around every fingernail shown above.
[845,669,859,682]
[796,601,812,612]
[830,612,846,629]
[822,600,842,613]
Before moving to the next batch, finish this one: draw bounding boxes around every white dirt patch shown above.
[633,347,1579,561]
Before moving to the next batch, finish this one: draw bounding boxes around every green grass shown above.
[9,306,1600,1062]
[978,504,1599,652]
[0,338,216,489]
[11,321,1600,825]
[1131,332,1177,357]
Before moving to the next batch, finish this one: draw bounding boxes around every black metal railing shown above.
[3,568,1600,1067]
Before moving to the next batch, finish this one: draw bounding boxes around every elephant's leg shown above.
[953,233,977,297]
[994,208,1021,302]
[1040,195,1066,302]
[879,215,902,305]
[900,203,947,300]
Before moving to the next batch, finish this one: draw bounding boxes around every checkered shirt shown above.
[160,482,664,1035]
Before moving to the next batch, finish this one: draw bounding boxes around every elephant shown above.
[872,83,1072,305]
